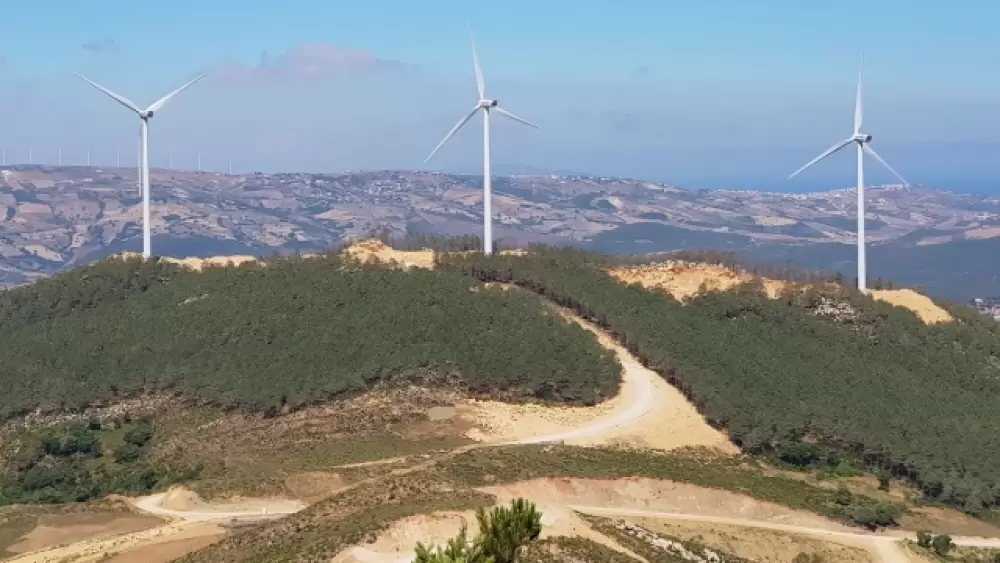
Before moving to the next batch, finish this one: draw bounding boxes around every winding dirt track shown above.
[570,506,1000,562]
[7,308,999,563]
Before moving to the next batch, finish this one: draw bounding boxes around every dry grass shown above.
[150,388,474,499]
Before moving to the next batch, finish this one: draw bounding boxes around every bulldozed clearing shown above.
[609,261,953,325]
[333,476,856,563]
[629,517,876,562]
[341,239,437,269]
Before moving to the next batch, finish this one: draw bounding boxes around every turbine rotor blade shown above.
[788,138,854,179]
[74,73,142,115]
[470,29,486,100]
[863,143,908,186]
[146,73,208,113]
[854,55,865,133]
[494,106,539,129]
[424,105,481,164]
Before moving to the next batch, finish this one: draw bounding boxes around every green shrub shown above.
[777,443,821,468]
[833,484,852,506]
[415,498,542,563]
[931,533,953,555]
[39,424,101,457]
[123,424,154,448]
[876,471,891,490]
[115,443,143,464]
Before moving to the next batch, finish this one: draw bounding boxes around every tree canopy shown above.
[0,254,620,420]
[415,498,543,563]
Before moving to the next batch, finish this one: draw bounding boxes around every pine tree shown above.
[474,498,542,563]
[414,499,541,563]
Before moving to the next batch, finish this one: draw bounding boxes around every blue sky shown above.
[1,0,998,192]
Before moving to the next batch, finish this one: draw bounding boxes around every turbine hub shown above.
[480,99,498,109]
[854,133,872,143]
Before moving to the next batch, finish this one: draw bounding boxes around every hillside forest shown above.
[2,242,1000,516]
[0,253,622,505]
[437,247,1000,513]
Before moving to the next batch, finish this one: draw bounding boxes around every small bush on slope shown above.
[438,248,1000,511]
[0,421,196,505]
[0,254,620,420]
[415,498,543,563]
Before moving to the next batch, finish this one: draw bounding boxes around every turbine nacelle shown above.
[853,133,872,143]
[480,99,498,109]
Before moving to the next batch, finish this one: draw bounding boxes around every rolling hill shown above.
[1,241,999,513]
[1,165,998,300]
[3,240,1000,561]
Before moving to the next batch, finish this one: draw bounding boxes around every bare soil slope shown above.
[115,252,263,272]
[609,261,953,325]
[342,239,436,269]
[333,476,857,563]
[869,288,954,324]
[5,513,164,556]
[631,518,876,562]
[4,521,225,563]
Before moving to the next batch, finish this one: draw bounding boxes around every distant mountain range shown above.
[1,165,998,300]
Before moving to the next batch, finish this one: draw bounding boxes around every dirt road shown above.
[131,494,304,523]
[465,308,737,453]
[571,506,1000,562]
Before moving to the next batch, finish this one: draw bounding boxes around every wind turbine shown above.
[424,30,538,255]
[75,72,206,258]
[788,58,908,294]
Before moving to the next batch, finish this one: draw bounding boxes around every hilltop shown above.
[3,241,1000,561]
[0,250,619,421]
[2,242,999,501]
[2,165,999,299]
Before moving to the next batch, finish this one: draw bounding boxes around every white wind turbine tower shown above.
[75,72,206,258]
[788,58,908,294]
[424,29,538,255]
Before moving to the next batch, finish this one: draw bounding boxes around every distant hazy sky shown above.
[1,1,998,192]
